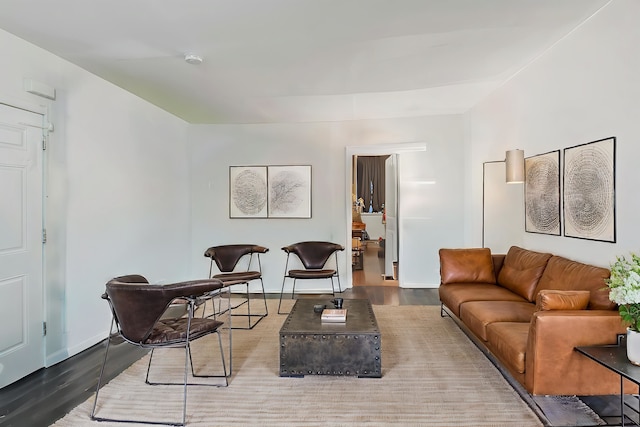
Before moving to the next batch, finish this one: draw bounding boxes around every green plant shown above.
[606,253,640,332]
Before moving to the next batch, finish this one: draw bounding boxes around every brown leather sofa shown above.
[439,245,635,396]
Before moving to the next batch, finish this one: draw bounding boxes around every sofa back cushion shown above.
[497,246,552,302]
[535,290,591,311]
[439,248,496,285]
[535,255,614,310]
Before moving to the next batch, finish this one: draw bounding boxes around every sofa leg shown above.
[440,304,449,318]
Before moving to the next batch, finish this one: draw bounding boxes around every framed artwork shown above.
[563,137,616,242]
[229,165,312,218]
[229,166,268,218]
[267,165,312,218]
[525,150,561,236]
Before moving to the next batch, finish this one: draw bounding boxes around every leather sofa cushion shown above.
[497,246,552,302]
[486,322,529,374]
[535,290,590,311]
[439,283,527,317]
[460,300,536,341]
[535,256,614,310]
[439,248,495,285]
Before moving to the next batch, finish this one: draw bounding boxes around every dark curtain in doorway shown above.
[357,156,389,212]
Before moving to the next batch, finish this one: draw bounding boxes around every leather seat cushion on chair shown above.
[213,271,261,283]
[288,269,336,279]
[145,318,223,345]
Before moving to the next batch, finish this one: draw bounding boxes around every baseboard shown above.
[45,348,70,367]
[66,330,109,358]
[400,282,440,289]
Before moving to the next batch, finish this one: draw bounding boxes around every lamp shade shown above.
[505,149,524,183]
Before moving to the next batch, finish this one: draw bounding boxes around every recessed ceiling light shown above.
[184,53,203,65]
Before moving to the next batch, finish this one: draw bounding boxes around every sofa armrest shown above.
[525,310,634,395]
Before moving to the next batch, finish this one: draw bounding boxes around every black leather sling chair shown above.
[278,241,344,314]
[91,274,230,426]
[203,244,269,329]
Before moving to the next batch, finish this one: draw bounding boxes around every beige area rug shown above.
[53,299,543,427]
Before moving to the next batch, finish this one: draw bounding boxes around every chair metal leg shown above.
[229,279,268,329]
[278,276,293,315]
[92,333,191,426]
[181,335,189,427]
[90,321,113,422]
[93,304,229,426]
[260,278,269,315]
[145,348,155,384]
[334,252,343,293]
[188,292,232,379]
[278,277,287,314]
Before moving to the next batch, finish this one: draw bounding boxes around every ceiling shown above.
[0,0,610,124]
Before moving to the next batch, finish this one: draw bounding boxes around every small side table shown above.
[575,344,640,426]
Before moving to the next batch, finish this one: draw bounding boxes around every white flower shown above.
[607,252,640,305]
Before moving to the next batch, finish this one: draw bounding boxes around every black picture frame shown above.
[563,137,616,242]
[525,150,561,236]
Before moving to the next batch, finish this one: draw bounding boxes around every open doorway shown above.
[345,142,426,290]
[351,154,398,287]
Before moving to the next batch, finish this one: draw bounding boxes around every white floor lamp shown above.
[482,150,525,248]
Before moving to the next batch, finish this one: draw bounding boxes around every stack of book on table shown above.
[321,308,347,323]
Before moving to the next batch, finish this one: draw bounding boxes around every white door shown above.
[0,104,44,388]
[384,155,398,279]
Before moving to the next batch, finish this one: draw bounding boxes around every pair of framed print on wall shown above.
[229,165,312,219]
[524,136,616,243]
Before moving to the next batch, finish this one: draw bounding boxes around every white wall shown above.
[0,29,191,364]
[188,115,464,290]
[466,0,640,267]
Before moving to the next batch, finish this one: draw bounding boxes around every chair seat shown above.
[213,271,261,283]
[288,269,336,279]
[145,318,223,345]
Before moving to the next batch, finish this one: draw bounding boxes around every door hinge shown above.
[43,322,47,336]
[42,229,47,244]
[42,137,47,151]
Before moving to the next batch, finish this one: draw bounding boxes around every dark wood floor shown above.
[0,336,148,427]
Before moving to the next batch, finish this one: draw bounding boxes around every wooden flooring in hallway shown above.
[351,239,398,287]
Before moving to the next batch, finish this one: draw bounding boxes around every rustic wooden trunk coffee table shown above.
[279,298,381,378]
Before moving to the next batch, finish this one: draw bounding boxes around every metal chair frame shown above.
[91,278,231,426]
[204,244,269,330]
[278,241,344,314]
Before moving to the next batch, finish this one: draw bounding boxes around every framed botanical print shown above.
[267,165,312,218]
